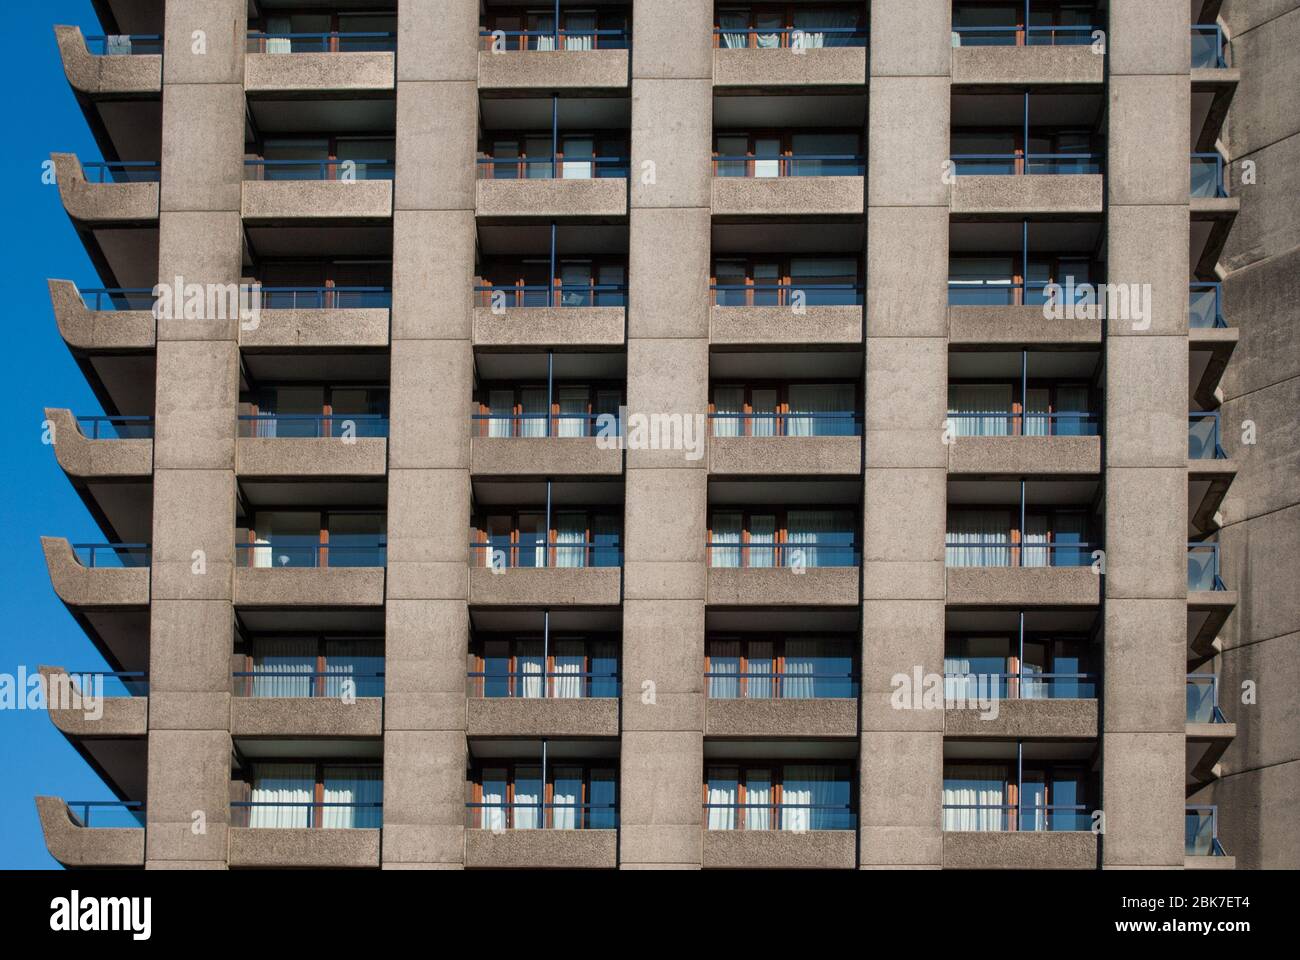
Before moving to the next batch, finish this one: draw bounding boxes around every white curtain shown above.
[480,778,506,831]
[250,639,314,697]
[321,766,382,828]
[555,514,587,568]
[517,641,544,699]
[948,384,1013,437]
[947,510,1011,567]
[792,8,858,48]
[1022,513,1050,568]
[514,773,541,829]
[558,387,588,437]
[552,769,580,829]
[264,18,293,54]
[553,639,583,699]
[1020,659,1047,700]
[488,389,514,438]
[783,638,817,699]
[249,763,313,828]
[787,509,849,568]
[520,387,547,438]
[719,11,748,48]
[707,778,737,830]
[783,765,839,831]
[711,513,742,568]
[708,640,740,699]
[323,639,381,699]
[1024,387,1050,437]
[533,15,556,51]
[943,653,975,702]
[746,773,771,830]
[747,640,774,699]
[943,766,1006,832]
[252,533,272,569]
[748,514,776,569]
[563,14,595,50]
[712,386,744,437]
[788,383,854,437]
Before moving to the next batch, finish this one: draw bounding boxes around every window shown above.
[943,761,1090,832]
[709,508,857,568]
[479,133,628,179]
[713,131,863,177]
[710,382,858,437]
[707,636,855,698]
[240,511,386,568]
[705,763,854,830]
[476,257,627,308]
[712,255,860,306]
[239,762,382,828]
[947,381,1096,437]
[469,762,617,829]
[483,6,629,50]
[239,385,388,438]
[471,635,619,698]
[474,510,622,568]
[475,383,623,438]
[945,509,1092,568]
[236,636,384,698]
[254,137,395,180]
[944,635,1094,700]
[715,5,865,48]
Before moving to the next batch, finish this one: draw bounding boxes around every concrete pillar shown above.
[618,0,713,869]
[380,0,479,869]
[145,0,246,869]
[859,0,951,870]
[1102,0,1192,869]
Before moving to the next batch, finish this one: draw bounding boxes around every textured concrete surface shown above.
[54,24,160,95]
[943,697,1098,739]
[947,436,1101,476]
[947,305,1102,345]
[465,697,619,738]
[42,536,149,608]
[36,796,144,868]
[240,308,390,348]
[45,407,152,478]
[951,45,1103,86]
[39,666,148,737]
[52,152,159,224]
[709,304,862,345]
[241,179,393,221]
[707,567,860,606]
[475,178,627,218]
[467,566,622,606]
[708,436,862,476]
[704,697,858,738]
[227,827,381,868]
[711,176,863,217]
[944,566,1101,606]
[713,47,866,88]
[48,279,155,352]
[702,829,857,869]
[951,174,1104,215]
[230,697,383,738]
[478,49,628,90]
[244,51,394,91]
[235,437,388,478]
[464,829,618,869]
[233,567,386,607]
[470,437,624,477]
[472,306,625,347]
[943,831,1098,869]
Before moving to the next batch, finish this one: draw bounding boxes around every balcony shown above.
[231,667,384,740]
[45,410,152,481]
[241,159,394,222]
[478,25,629,91]
[467,661,621,738]
[942,675,1099,740]
[241,286,392,349]
[708,410,862,477]
[1185,805,1234,869]
[472,412,623,477]
[475,156,629,219]
[35,797,144,869]
[1186,675,1236,784]
[945,542,1099,606]
[1188,412,1235,532]
[950,23,1104,86]
[949,153,1103,215]
[1190,24,1229,70]
[42,538,149,611]
[707,538,860,607]
[48,281,156,358]
[38,667,147,739]
[236,414,388,479]
[711,153,864,217]
[52,154,159,226]
[468,544,623,606]
[244,32,396,93]
[712,22,868,89]
[943,828,1098,868]
[234,541,387,607]
[464,826,618,868]
[704,658,859,737]
[54,25,161,97]
[228,794,382,868]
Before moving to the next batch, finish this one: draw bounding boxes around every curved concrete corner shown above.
[42,536,149,608]
[948,304,1101,345]
[945,566,1100,606]
[710,304,862,345]
[235,437,387,478]
[466,697,619,737]
[702,829,856,869]
[713,47,866,88]
[947,436,1101,476]
[478,49,628,90]
[704,698,858,738]
[707,566,860,606]
[241,179,393,221]
[472,306,625,347]
[36,796,144,868]
[227,827,381,868]
[951,174,1103,215]
[476,178,628,218]
[234,567,386,607]
[45,408,152,479]
[943,698,1098,739]
[470,437,623,477]
[52,153,159,225]
[943,830,1098,869]
[708,436,862,476]
[244,52,395,92]
[951,45,1103,86]
[465,828,618,868]
[239,307,390,348]
[38,666,148,737]
[54,25,161,96]
[49,279,155,352]
[231,697,383,738]
[712,176,863,217]
[468,566,622,606]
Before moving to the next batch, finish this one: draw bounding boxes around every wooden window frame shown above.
[705,633,856,699]
[946,377,1096,436]
[243,759,383,828]
[706,506,856,568]
[707,380,860,437]
[711,253,862,306]
[711,129,863,177]
[474,381,624,438]
[703,761,855,830]
[470,633,620,698]
[473,508,622,568]
[469,760,617,830]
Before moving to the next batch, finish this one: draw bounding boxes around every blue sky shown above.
[0,1,125,869]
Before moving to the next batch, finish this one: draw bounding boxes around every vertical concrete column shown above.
[381,0,478,869]
[859,0,951,870]
[145,0,247,869]
[1102,0,1192,869]
[619,0,713,869]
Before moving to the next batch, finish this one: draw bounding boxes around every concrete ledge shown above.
[36,796,144,868]
[951,45,1103,86]
[38,666,147,737]
[702,829,857,869]
[241,179,393,221]
[705,698,858,738]
[478,49,628,90]
[709,435,861,476]
[228,827,381,868]
[240,308,390,349]
[464,829,618,869]
[472,306,625,347]
[234,567,385,607]
[471,437,623,477]
[707,567,860,606]
[467,697,619,737]
[713,47,866,88]
[244,52,395,92]
[1189,196,1240,218]
[951,175,1103,215]
[943,697,1098,739]
[49,279,155,353]
[945,566,1100,606]
[948,304,1101,344]
[45,408,152,478]
[476,178,627,218]
[468,566,622,606]
[710,304,862,345]
[948,436,1100,476]
[1185,854,1236,870]
[54,25,161,96]
[42,536,148,608]
[1189,590,1237,613]
[943,830,1098,869]
[712,176,863,217]
[52,153,158,225]
[236,437,387,478]
[231,697,383,738]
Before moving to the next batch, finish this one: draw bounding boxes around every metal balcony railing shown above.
[945,411,1101,437]
[467,669,620,699]
[474,283,627,308]
[477,155,629,179]
[711,282,863,307]
[942,803,1091,831]
[473,412,611,438]
[947,279,1099,307]
[83,34,163,55]
[1189,281,1226,328]
[1188,542,1226,591]
[705,670,859,699]
[1186,804,1227,856]
[942,672,1098,700]
[470,541,623,569]
[257,286,392,309]
[79,161,161,184]
[67,801,145,828]
[1187,675,1227,724]
[235,541,387,569]
[714,26,868,49]
[59,671,149,697]
[945,540,1097,568]
[74,415,154,440]
[707,539,859,569]
[708,411,861,437]
[71,543,151,568]
[246,31,397,53]
[713,153,865,177]
[237,413,389,439]
[231,801,383,828]
[1191,153,1227,198]
[243,158,394,181]
[76,287,157,311]
[1190,24,1228,68]
[1188,411,1227,460]
[479,28,630,51]
[234,670,384,698]
[704,802,856,831]
[950,25,1098,47]
[466,801,618,830]
[949,152,1102,175]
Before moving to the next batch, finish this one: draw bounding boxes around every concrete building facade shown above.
[33,0,1296,869]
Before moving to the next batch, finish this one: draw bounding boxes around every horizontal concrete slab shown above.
[710,304,862,345]
[227,827,381,868]
[712,176,863,217]
[943,830,1098,869]
[236,437,388,478]
[468,566,622,606]
[230,697,383,739]
[947,436,1101,476]
[42,537,149,608]
[945,566,1100,606]
[53,153,158,224]
[241,179,393,221]
[476,178,627,218]
[478,49,628,90]
[55,25,160,96]
[943,697,1098,739]
[470,437,623,477]
[709,435,862,476]
[948,304,1101,345]
[49,279,155,353]
[46,408,152,478]
[234,567,385,607]
[464,828,618,868]
[713,47,866,88]
[707,566,860,606]
[244,52,395,92]
[705,697,858,738]
[951,174,1103,215]
[951,45,1104,86]
[473,306,626,347]
[240,308,390,349]
[467,697,619,737]
[39,666,147,738]
[702,829,857,869]
[36,796,144,868]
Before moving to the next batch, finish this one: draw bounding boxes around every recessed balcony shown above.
[38,666,148,739]
[52,153,159,226]
[949,9,1104,86]
[475,170,629,219]
[240,286,392,349]
[45,409,152,489]
[1188,412,1236,533]
[244,30,396,93]
[233,537,387,608]
[710,154,864,217]
[478,5,630,91]
[707,402,862,477]
[241,158,394,222]
[54,25,161,97]
[1185,804,1234,868]
[235,413,389,479]
[42,537,149,611]
[711,13,868,89]
[1186,675,1236,784]
[35,797,144,869]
